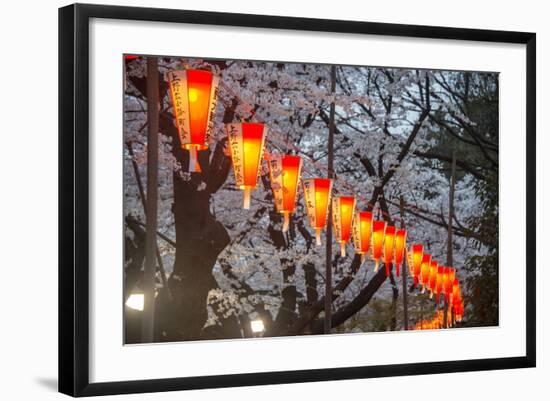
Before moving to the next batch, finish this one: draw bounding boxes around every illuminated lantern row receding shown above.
[332,196,356,257]
[383,226,396,277]
[303,178,333,246]
[167,69,220,172]
[394,229,407,277]
[268,155,302,232]
[226,122,267,209]
[371,221,386,272]
[352,211,373,262]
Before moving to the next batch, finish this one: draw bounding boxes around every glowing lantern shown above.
[268,154,302,232]
[383,226,396,277]
[332,196,356,257]
[394,229,407,277]
[435,266,444,303]
[452,278,460,304]
[408,244,424,285]
[448,268,456,285]
[226,122,267,209]
[167,69,219,172]
[419,254,432,292]
[303,178,333,245]
[371,220,386,272]
[428,261,438,297]
[352,211,373,262]
[443,267,452,302]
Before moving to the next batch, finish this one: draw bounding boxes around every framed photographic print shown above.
[58,3,536,397]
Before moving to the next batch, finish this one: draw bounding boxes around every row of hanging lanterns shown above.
[166,68,465,325]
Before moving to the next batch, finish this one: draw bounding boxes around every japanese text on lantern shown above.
[167,70,190,144]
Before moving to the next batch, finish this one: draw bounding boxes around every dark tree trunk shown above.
[161,168,231,341]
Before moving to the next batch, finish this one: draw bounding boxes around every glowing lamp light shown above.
[352,211,373,262]
[167,69,220,172]
[383,226,396,277]
[125,293,144,311]
[268,154,302,231]
[332,196,356,257]
[371,220,386,272]
[394,229,407,277]
[226,122,267,209]
[250,318,265,334]
[408,244,424,285]
[420,254,432,292]
[303,178,333,245]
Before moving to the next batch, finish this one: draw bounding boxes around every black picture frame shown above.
[58,3,536,397]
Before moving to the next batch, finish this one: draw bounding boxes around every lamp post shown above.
[141,56,159,343]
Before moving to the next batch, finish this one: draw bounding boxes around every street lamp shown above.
[125,293,144,311]
[250,318,265,337]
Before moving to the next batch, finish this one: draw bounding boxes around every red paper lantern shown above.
[371,220,386,272]
[352,211,373,262]
[332,196,356,257]
[420,254,432,292]
[435,266,444,303]
[383,226,396,277]
[408,244,424,285]
[443,267,452,302]
[226,122,267,209]
[428,260,438,297]
[268,154,302,232]
[452,278,460,304]
[302,178,333,245]
[167,69,220,172]
[394,229,407,277]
